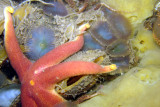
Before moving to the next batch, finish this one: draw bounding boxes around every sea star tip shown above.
[79,23,90,33]
[104,64,117,72]
[110,64,117,70]
[5,6,14,13]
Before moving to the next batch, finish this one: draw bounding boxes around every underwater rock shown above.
[43,2,68,16]
[25,26,55,61]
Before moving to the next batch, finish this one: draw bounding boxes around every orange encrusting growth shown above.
[153,33,160,45]
[4,6,117,107]
[153,17,160,45]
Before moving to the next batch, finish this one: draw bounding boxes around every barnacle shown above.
[25,26,55,60]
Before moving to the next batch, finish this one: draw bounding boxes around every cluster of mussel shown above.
[84,5,132,73]
[0,0,134,106]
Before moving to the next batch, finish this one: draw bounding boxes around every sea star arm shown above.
[21,85,65,107]
[38,61,117,88]
[20,86,37,107]
[31,24,90,73]
[4,6,32,81]
[27,61,116,106]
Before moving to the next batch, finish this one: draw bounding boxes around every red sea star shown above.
[4,6,117,107]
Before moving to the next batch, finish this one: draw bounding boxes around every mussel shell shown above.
[101,5,132,39]
[90,21,118,47]
[55,75,101,100]
[0,83,21,107]
[107,40,130,57]
[82,33,104,50]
